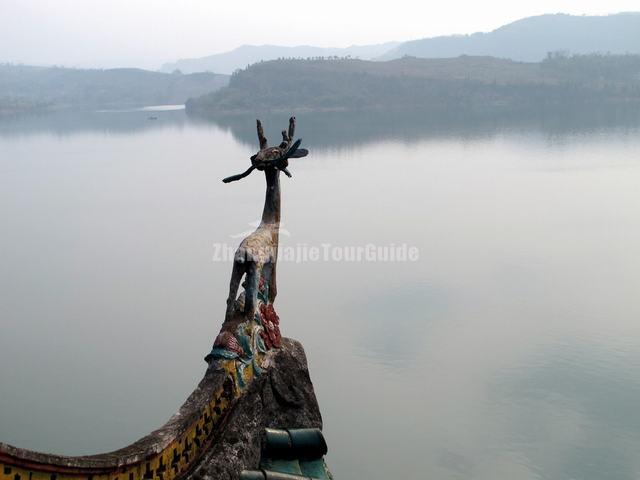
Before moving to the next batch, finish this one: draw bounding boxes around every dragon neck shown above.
[261,169,281,229]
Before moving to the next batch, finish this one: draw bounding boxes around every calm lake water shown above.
[1,107,640,480]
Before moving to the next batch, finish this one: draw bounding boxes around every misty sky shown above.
[2,0,639,70]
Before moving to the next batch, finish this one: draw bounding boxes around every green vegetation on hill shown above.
[0,65,229,115]
[186,54,640,114]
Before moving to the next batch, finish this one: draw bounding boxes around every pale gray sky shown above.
[1,0,639,70]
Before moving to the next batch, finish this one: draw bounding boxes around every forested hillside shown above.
[0,65,229,114]
[186,54,640,114]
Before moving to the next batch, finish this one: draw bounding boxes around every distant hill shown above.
[166,13,640,75]
[160,43,400,74]
[379,13,640,61]
[0,65,229,114]
[186,54,640,114]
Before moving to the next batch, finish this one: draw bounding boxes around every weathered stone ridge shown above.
[187,339,323,480]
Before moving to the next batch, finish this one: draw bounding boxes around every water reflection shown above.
[192,105,640,151]
[1,108,640,480]
[346,284,450,367]
[4,105,640,146]
[0,108,188,137]
[494,340,640,480]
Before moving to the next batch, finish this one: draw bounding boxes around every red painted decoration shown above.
[213,331,246,356]
[259,303,282,349]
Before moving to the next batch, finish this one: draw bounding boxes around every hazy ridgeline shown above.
[160,43,401,75]
[186,54,640,114]
[162,13,640,74]
[0,65,229,115]
[4,53,640,117]
[3,13,640,117]
[379,13,640,61]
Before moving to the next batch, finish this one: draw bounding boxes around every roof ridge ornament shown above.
[206,117,309,366]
